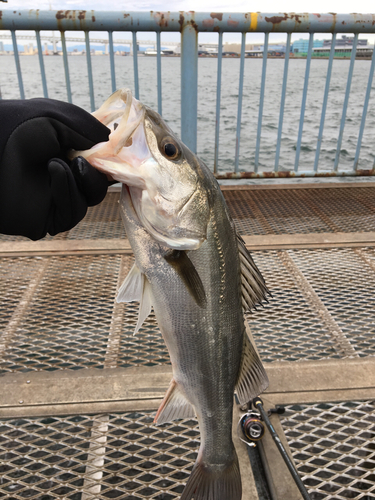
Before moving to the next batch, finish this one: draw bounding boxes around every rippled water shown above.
[1,54,374,173]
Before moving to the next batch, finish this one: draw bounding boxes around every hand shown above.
[0,98,110,240]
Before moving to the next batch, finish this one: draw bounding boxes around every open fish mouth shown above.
[71,89,210,250]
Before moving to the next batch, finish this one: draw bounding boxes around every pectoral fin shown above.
[154,379,196,424]
[164,250,206,308]
[116,263,143,302]
[235,323,269,404]
[116,263,153,335]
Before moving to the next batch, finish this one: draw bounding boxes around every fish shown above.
[73,89,270,500]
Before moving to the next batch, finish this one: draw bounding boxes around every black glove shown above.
[0,98,110,240]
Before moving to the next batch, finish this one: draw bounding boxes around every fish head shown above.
[73,89,210,250]
[138,106,210,250]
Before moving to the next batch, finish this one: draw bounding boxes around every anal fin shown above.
[154,379,195,425]
[235,322,269,405]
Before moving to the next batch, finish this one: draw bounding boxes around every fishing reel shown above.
[238,410,265,447]
[237,401,285,447]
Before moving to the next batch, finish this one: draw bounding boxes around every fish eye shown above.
[162,140,180,161]
[164,143,177,158]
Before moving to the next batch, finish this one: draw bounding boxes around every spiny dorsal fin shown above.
[235,322,269,404]
[237,233,271,312]
[154,379,196,425]
[164,250,207,308]
[116,263,154,335]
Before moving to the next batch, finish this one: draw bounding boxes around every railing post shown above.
[181,23,198,153]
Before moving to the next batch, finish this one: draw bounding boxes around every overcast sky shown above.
[4,0,375,13]
[2,1,375,44]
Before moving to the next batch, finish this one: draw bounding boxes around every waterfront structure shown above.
[313,44,373,57]
[322,34,367,47]
[292,38,323,53]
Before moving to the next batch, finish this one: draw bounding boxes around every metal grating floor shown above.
[1,246,375,374]
[1,186,375,243]
[1,183,375,499]
[0,411,199,500]
[280,401,375,500]
[223,187,375,236]
[0,244,375,372]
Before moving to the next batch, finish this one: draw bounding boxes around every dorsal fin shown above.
[237,234,271,312]
[235,322,269,404]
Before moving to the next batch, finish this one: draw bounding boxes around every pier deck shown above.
[0,182,374,500]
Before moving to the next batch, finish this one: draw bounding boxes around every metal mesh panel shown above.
[280,400,375,500]
[0,411,199,500]
[0,193,125,243]
[2,186,375,244]
[223,187,375,236]
[249,248,375,362]
[0,255,170,373]
[0,255,120,372]
[1,247,375,373]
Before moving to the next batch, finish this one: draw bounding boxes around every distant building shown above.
[0,42,4,53]
[322,35,367,48]
[292,38,323,53]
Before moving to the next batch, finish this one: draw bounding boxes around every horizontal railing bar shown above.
[2,11,375,33]
[215,169,375,179]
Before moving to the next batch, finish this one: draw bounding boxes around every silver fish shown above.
[74,89,270,500]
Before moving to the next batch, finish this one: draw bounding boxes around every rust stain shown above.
[92,15,96,22]
[179,13,184,30]
[265,14,288,24]
[213,26,220,32]
[191,19,199,32]
[227,17,239,27]
[210,12,223,21]
[56,10,71,20]
[291,14,302,24]
[356,169,375,176]
[154,12,169,28]
[124,13,130,18]
[78,10,86,21]
[202,18,214,28]
[0,11,2,21]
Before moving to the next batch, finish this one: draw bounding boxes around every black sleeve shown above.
[0,98,110,240]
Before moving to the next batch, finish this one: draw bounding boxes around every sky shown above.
[2,1,375,45]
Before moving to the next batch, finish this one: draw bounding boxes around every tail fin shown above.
[180,455,242,500]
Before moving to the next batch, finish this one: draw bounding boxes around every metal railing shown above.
[1,10,375,178]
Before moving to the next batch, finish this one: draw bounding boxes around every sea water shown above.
[1,54,374,174]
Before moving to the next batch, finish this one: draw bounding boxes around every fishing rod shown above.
[238,396,311,500]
